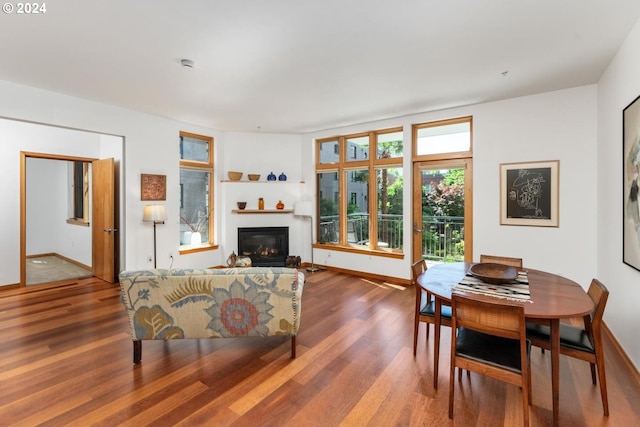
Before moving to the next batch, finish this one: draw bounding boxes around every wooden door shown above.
[92,158,116,283]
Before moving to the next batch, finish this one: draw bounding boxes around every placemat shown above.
[452,271,532,302]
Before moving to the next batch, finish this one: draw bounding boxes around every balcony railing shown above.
[318,214,464,261]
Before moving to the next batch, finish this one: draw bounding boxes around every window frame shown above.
[178,131,216,254]
[315,126,404,258]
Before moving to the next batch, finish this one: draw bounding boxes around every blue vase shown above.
[267,172,277,181]
[278,172,287,181]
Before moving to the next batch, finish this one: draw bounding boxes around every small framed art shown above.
[141,173,166,201]
[500,160,559,227]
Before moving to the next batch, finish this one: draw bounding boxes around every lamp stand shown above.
[306,216,321,273]
[152,220,163,269]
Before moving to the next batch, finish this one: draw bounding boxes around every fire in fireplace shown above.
[237,226,289,267]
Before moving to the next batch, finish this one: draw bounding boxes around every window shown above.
[179,131,214,252]
[67,161,90,226]
[316,127,403,254]
[414,117,471,157]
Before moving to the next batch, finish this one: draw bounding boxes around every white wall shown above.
[304,85,598,286]
[0,81,224,278]
[219,132,306,262]
[0,118,109,284]
[597,17,640,369]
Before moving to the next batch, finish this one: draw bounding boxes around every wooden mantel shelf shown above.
[232,209,293,214]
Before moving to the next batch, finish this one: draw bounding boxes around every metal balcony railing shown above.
[318,214,464,261]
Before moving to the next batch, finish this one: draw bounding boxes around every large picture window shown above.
[179,131,214,252]
[316,128,403,255]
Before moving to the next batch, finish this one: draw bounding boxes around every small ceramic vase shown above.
[258,197,265,210]
[267,172,277,181]
[278,172,287,181]
[276,200,285,210]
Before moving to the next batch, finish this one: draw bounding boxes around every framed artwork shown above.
[500,160,559,227]
[141,174,166,201]
[623,94,640,271]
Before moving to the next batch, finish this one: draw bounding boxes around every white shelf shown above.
[232,209,293,214]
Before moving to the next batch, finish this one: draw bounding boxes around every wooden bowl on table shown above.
[468,263,518,284]
[248,174,260,181]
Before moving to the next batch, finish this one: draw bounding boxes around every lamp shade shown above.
[294,200,313,217]
[143,204,167,222]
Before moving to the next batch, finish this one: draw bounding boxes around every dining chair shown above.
[479,254,523,269]
[449,294,531,427]
[526,278,610,415]
[412,259,453,389]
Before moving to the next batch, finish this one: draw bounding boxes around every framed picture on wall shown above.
[141,173,166,201]
[500,160,559,227]
[623,94,640,271]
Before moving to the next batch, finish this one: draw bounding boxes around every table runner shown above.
[452,271,532,302]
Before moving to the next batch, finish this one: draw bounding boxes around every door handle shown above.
[104,228,118,233]
[413,222,422,234]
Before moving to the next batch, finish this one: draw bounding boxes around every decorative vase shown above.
[276,200,285,210]
[226,251,237,267]
[183,231,192,245]
[278,172,287,181]
[267,172,277,181]
[258,197,265,210]
[190,232,202,246]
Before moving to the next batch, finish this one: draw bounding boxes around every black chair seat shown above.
[526,322,595,353]
[456,328,531,373]
[420,299,452,319]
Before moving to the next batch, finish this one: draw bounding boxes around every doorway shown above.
[21,153,118,286]
[412,159,473,264]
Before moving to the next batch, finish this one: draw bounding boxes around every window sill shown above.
[66,218,90,227]
[179,243,219,255]
[313,243,404,259]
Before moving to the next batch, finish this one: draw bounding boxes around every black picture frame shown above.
[623,94,640,271]
[500,160,559,227]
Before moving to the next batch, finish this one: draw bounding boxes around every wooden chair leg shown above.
[413,316,420,356]
[595,350,609,415]
[133,340,142,364]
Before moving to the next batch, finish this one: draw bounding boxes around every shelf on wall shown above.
[232,209,294,214]
[221,180,305,183]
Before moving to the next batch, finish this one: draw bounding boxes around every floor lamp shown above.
[143,204,167,269]
[294,201,321,272]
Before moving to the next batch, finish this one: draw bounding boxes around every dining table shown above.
[416,262,594,427]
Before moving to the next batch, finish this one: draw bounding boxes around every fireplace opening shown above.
[238,226,289,267]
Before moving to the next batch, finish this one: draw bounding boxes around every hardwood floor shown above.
[0,270,639,426]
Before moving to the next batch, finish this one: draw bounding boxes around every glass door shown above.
[412,159,472,264]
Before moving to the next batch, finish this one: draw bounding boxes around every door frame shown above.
[412,158,473,264]
[19,151,115,286]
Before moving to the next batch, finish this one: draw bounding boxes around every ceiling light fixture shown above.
[180,59,195,68]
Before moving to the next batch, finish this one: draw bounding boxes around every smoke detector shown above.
[180,59,195,68]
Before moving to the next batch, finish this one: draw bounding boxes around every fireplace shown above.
[238,226,289,267]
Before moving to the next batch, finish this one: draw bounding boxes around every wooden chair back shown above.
[411,259,427,284]
[479,254,523,269]
[449,294,530,426]
[452,294,525,342]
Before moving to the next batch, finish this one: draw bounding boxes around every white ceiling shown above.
[1,0,639,133]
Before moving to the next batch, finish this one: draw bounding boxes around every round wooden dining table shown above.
[416,262,594,427]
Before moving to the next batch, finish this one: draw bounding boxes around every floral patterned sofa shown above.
[118,267,305,363]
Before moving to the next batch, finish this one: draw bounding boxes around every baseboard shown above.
[28,253,91,272]
[300,262,410,286]
[603,322,640,385]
